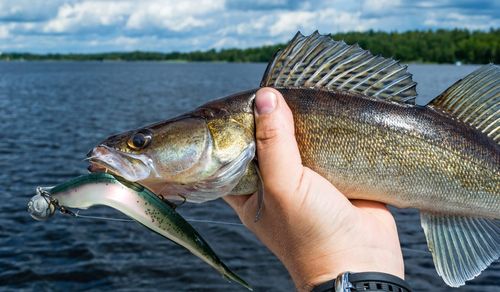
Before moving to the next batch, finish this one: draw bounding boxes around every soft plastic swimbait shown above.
[27,172,251,290]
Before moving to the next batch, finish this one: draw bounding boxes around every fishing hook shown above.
[157,194,180,209]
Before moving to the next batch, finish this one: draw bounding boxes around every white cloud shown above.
[43,1,131,33]
[424,11,498,30]
[0,25,9,38]
[126,0,223,32]
[270,9,377,36]
[86,35,140,50]
[364,0,401,12]
[222,8,376,44]
[39,0,224,35]
[269,11,316,36]
[414,1,438,9]
[0,0,496,53]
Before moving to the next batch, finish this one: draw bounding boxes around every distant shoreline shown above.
[1,29,498,64]
[0,60,482,66]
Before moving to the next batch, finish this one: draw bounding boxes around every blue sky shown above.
[0,0,498,53]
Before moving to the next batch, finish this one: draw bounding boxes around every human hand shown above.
[223,88,404,291]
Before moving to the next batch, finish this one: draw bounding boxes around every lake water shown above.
[0,62,498,291]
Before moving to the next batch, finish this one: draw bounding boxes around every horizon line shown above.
[1,27,497,55]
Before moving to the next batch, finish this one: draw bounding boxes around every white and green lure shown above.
[27,172,251,291]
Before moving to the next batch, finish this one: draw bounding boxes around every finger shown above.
[254,88,303,197]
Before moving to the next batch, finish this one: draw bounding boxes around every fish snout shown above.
[87,145,114,173]
[87,145,110,157]
[86,145,153,181]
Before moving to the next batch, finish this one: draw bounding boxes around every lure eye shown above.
[127,130,152,150]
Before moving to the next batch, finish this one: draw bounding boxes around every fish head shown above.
[88,91,256,202]
[88,117,208,183]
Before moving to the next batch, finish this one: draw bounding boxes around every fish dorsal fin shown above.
[260,31,417,104]
[429,64,500,143]
[421,212,500,287]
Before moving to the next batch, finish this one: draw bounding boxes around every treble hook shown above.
[29,187,75,220]
[156,194,187,209]
[176,194,187,207]
[157,194,179,209]
[39,187,79,217]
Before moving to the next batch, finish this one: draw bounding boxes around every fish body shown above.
[279,88,498,218]
[166,87,498,218]
[90,88,499,219]
[88,32,499,287]
[28,173,252,290]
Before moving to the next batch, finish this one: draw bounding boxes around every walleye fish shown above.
[87,32,499,287]
[27,173,252,290]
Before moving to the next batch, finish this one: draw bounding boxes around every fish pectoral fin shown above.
[420,212,500,287]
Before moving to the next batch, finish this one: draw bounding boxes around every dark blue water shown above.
[0,62,498,291]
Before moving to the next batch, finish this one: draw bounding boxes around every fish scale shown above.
[278,88,499,217]
[87,31,498,287]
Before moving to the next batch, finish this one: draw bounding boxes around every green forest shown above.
[2,29,499,64]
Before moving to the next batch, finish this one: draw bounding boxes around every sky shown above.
[0,0,498,53]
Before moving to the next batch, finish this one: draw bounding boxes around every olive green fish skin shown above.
[205,88,499,219]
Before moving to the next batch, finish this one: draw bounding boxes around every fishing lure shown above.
[27,172,251,290]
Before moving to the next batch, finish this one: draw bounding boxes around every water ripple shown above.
[0,62,496,291]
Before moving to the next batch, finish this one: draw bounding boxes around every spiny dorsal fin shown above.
[260,31,417,104]
[430,64,500,143]
[421,212,500,287]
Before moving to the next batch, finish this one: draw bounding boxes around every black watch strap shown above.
[312,272,412,292]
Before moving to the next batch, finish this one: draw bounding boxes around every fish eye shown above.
[127,130,152,150]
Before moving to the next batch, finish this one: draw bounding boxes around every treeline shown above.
[1,29,498,64]
[335,29,499,64]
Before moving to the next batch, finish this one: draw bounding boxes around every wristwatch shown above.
[311,272,412,292]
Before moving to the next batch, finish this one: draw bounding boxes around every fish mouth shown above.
[87,145,157,182]
[87,158,119,175]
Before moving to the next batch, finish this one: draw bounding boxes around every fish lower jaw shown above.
[87,162,107,173]
[87,161,122,178]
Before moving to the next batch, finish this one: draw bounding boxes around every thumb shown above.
[254,88,303,199]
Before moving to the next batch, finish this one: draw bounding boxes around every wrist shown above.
[311,271,411,292]
[282,247,404,291]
